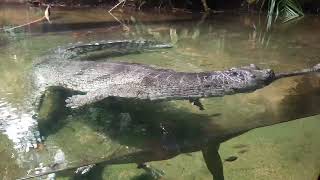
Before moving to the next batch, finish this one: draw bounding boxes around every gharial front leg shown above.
[65,86,148,108]
[189,98,205,110]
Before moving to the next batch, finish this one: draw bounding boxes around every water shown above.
[0,4,320,180]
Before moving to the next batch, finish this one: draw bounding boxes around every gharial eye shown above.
[231,72,238,76]
[237,73,245,80]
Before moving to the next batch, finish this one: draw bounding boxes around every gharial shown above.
[32,39,320,110]
[22,39,320,180]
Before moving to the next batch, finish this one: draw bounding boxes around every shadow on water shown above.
[244,76,320,132]
[228,75,320,133]
[37,86,224,151]
[278,76,320,121]
[36,86,226,179]
[34,74,320,180]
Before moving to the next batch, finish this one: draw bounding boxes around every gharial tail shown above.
[59,39,173,59]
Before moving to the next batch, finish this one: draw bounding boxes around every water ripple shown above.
[0,99,40,152]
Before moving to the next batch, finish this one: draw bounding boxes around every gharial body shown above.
[32,39,320,110]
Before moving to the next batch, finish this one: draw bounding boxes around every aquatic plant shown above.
[256,0,304,30]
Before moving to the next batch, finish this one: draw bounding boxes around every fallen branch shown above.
[108,11,130,31]
[108,0,126,13]
[1,5,51,32]
[201,0,209,12]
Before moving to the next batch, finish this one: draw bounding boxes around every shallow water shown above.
[0,4,319,180]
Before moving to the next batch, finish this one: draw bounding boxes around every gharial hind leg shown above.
[202,143,224,180]
[65,92,104,109]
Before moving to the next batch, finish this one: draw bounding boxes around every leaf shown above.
[44,5,51,23]
[266,0,276,30]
